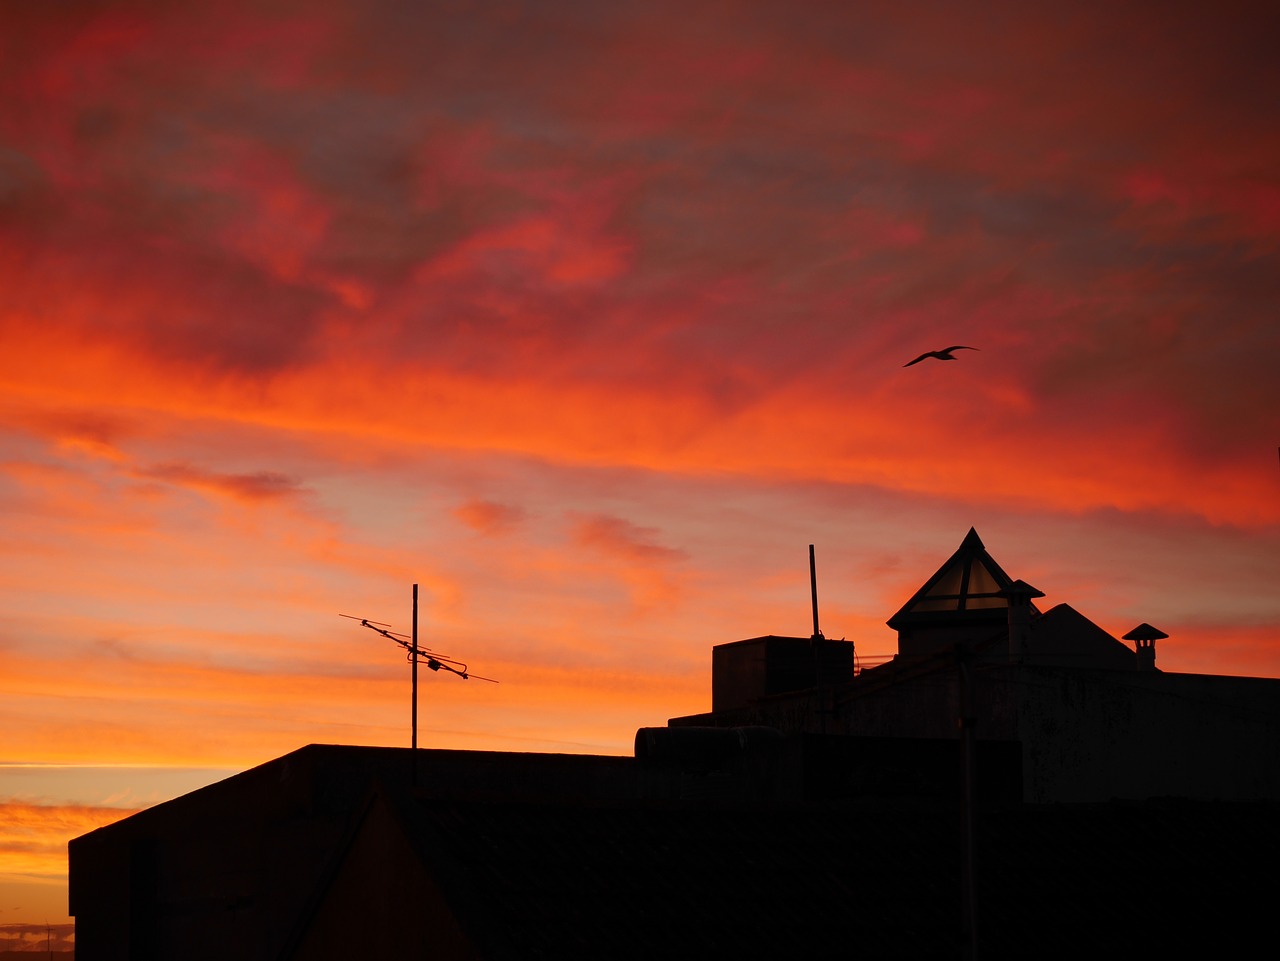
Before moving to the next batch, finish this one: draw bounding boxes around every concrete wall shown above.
[1012,668,1280,802]
[712,636,854,712]
[672,665,1280,803]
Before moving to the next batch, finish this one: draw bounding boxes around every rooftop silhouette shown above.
[70,528,1280,959]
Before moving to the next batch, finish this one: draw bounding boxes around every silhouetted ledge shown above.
[70,529,1280,958]
[70,742,1280,960]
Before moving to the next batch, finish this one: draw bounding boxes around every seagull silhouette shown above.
[903,345,979,367]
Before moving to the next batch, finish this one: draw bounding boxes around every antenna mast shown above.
[809,544,823,640]
[411,583,418,752]
[340,587,497,784]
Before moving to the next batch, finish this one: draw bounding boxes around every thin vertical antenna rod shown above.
[340,601,494,788]
[411,583,419,753]
[809,544,822,639]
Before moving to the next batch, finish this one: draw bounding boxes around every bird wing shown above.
[942,345,978,353]
[902,352,934,367]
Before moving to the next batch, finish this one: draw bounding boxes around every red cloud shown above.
[571,513,686,565]
[454,498,527,535]
[134,463,304,503]
[0,800,140,877]
[0,13,1277,940]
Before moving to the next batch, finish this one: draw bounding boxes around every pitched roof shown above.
[72,743,1280,959]
[1023,603,1142,670]
[311,786,1280,959]
[1123,622,1169,641]
[887,528,1036,629]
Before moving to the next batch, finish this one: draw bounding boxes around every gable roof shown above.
[1021,603,1143,670]
[887,527,1036,629]
[294,782,1280,960]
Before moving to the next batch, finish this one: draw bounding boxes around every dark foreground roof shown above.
[298,789,1280,960]
[70,742,1280,961]
[71,744,1280,960]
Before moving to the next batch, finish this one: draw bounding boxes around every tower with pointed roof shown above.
[887,528,1035,657]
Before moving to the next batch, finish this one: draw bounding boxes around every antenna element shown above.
[809,544,823,640]
[341,585,498,783]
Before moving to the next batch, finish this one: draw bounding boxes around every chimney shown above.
[1123,623,1167,672]
[999,579,1044,663]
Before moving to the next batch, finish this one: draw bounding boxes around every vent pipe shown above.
[1123,623,1166,672]
[999,579,1044,662]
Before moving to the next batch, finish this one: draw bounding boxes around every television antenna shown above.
[341,584,496,774]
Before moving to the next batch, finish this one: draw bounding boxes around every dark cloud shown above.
[453,498,526,535]
[570,513,686,564]
[9,408,136,450]
[135,463,304,502]
[2,0,1276,480]
[0,922,76,939]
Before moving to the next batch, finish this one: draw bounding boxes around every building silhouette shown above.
[70,529,1280,959]
[678,528,1280,803]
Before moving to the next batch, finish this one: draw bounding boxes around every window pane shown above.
[925,562,964,597]
[967,560,1001,595]
[913,598,961,612]
[966,595,1007,609]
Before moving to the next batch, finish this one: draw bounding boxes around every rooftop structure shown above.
[70,528,1280,958]
[676,528,1280,802]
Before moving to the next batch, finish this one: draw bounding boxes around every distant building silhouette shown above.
[70,528,1280,959]
[678,528,1280,803]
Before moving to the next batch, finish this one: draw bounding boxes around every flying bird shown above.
[903,345,979,367]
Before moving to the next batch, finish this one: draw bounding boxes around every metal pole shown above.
[809,544,821,639]
[958,644,978,961]
[412,583,419,752]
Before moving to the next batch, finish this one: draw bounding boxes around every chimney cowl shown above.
[1124,623,1166,672]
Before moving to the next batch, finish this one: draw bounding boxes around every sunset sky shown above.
[2,0,1279,934]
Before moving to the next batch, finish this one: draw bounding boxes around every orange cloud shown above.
[453,499,527,535]
[571,514,686,565]
[0,922,76,952]
[1,11,1278,944]
[8,311,1276,530]
[133,462,305,503]
[0,801,138,880]
[1141,622,1280,680]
